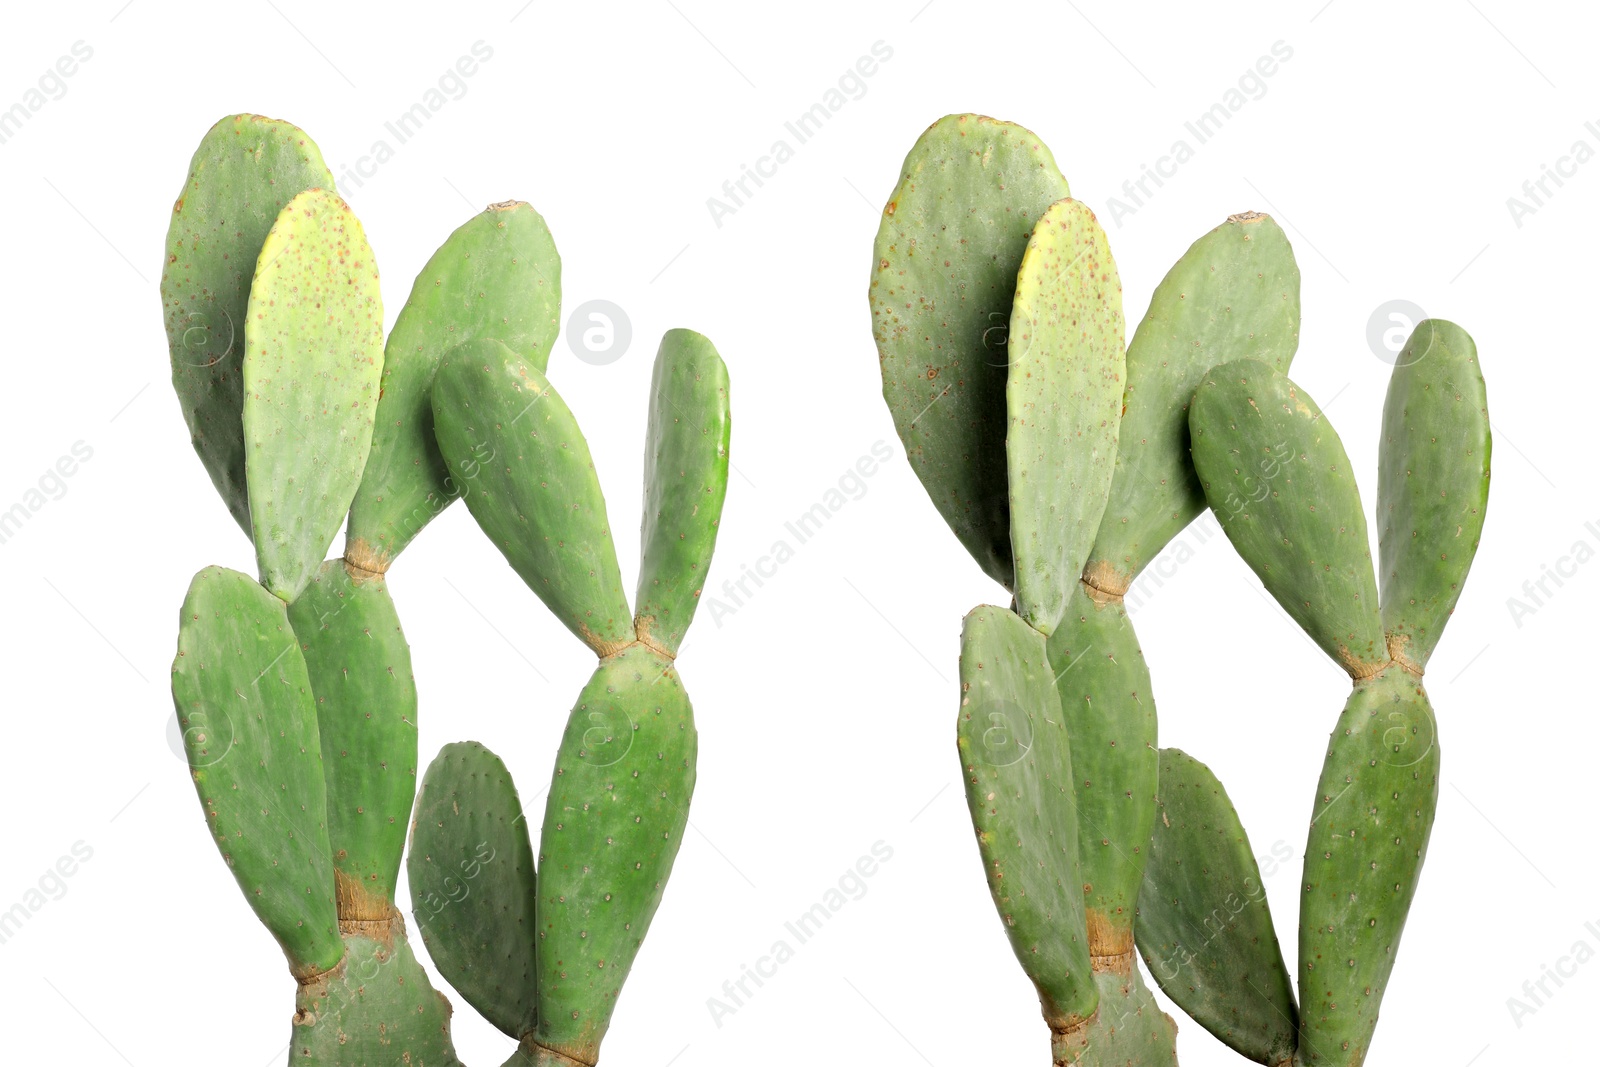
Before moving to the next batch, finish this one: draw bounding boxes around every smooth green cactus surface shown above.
[347,202,562,573]
[533,646,697,1064]
[162,114,334,535]
[1137,749,1297,1066]
[171,565,342,978]
[1377,320,1491,670]
[1074,969,1178,1067]
[1189,360,1386,676]
[287,561,419,919]
[431,337,632,654]
[1085,212,1300,594]
[956,605,1097,1035]
[409,742,539,1042]
[870,114,1072,589]
[634,329,731,656]
[291,926,462,1065]
[243,187,385,603]
[1006,198,1125,635]
[1295,670,1437,1066]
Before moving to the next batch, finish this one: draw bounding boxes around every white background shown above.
[0,2,1591,1065]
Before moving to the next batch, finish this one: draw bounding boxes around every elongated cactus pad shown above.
[286,561,418,918]
[409,742,539,1041]
[347,202,562,572]
[291,925,462,1065]
[1007,198,1125,635]
[1296,670,1438,1065]
[956,605,1098,1038]
[170,565,341,977]
[162,114,334,535]
[534,646,697,1064]
[870,114,1072,589]
[1086,212,1300,594]
[431,337,632,653]
[634,329,731,656]
[1377,320,1490,670]
[1044,581,1156,967]
[243,188,385,602]
[1189,360,1385,676]
[1137,748,1297,1066]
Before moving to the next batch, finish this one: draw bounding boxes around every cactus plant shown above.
[871,113,1304,1065]
[1172,324,1488,1065]
[164,113,728,1066]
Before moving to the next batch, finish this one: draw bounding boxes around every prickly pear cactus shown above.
[1188,326,1489,1066]
[411,328,730,1067]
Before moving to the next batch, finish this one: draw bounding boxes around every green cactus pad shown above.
[1296,669,1438,1066]
[1068,968,1178,1067]
[534,646,697,1063]
[1045,581,1157,962]
[869,114,1072,589]
[1190,360,1385,676]
[291,927,462,1065]
[634,329,731,656]
[1006,198,1125,636]
[1085,212,1301,594]
[161,114,335,536]
[409,741,539,1041]
[1136,748,1297,1066]
[956,604,1098,1032]
[431,337,632,654]
[346,202,562,573]
[286,561,418,918]
[170,565,341,977]
[243,188,385,603]
[1377,320,1491,671]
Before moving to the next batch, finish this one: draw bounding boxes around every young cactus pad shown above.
[1190,332,1488,1065]
[347,201,562,573]
[870,114,1072,589]
[243,187,385,603]
[1136,748,1297,1065]
[416,330,730,1066]
[162,114,334,535]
